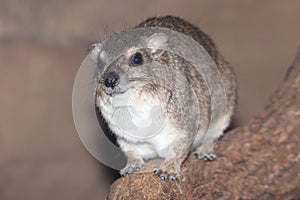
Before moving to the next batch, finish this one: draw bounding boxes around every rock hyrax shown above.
[91,16,237,181]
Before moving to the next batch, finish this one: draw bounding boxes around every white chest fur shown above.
[97,88,178,158]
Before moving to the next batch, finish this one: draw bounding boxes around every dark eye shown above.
[130,52,143,66]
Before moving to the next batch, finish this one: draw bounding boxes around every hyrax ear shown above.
[146,33,169,57]
[88,42,102,63]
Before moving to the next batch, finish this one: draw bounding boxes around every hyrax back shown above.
[95,16,237,181]
[137,16,237,127]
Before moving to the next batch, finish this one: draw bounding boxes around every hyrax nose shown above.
[104,71,120,88]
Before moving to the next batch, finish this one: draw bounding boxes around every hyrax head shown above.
[89,33,171,97]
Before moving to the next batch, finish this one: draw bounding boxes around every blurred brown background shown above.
[0,0,299,199]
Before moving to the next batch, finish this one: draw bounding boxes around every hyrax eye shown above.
[130,52,143,66]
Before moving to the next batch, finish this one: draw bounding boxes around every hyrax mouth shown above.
[103,86,115,96]
[103,86,128,96]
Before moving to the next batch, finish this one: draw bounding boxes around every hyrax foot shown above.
[120,160,143,176]
[153,165,180,181]
[193,152,216,162]
[201,153,216,161]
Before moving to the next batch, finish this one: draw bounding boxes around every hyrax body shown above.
[93,16,237,180]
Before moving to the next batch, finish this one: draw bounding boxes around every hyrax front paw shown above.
[153,165,180,181]
[120,160,144,176]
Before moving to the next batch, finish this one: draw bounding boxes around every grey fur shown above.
[94,16,237,180]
